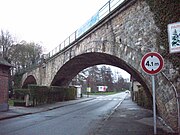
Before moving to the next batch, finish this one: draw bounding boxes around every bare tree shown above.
[99,66,114,91]
[9,41,43,73]
[0,30,14,61]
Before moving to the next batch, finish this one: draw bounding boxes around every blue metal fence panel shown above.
[41,0,124,60]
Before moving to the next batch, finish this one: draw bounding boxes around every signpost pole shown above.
[141,52,164,135]
[152,75,157,135]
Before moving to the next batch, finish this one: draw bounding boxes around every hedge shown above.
[14,85,76,106]
[14,89,30,100]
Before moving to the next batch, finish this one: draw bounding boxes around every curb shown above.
[0,113,33,121]
[0,97,95,121]
[104,93,128,121]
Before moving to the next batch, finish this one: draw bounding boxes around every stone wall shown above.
[131,81,152,109]
[21,0,179,131]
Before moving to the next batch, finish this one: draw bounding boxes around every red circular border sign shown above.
[141,52,164,75]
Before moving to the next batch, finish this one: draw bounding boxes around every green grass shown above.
[89,91,117,95]
[8,99,14,106]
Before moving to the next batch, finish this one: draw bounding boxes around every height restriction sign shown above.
[141,52,164,75]
[140,52,164,134]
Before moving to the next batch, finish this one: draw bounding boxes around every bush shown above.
[14,100,26,106]
[13,85,77,106]
[28,85,76,106]
[28,85,50,105]
[14,89,30,100]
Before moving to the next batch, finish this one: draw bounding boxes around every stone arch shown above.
[51,52,151,99]
[22,75,37,88]
[19,0,179,130]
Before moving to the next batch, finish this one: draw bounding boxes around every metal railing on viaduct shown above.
[45,0,125,59]
[17,0,126,74]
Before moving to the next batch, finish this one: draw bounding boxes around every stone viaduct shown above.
[21,0,179,132]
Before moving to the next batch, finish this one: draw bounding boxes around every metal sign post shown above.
[152,75,157,134]
[141,52,164,135]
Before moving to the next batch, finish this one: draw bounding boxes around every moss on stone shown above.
[145,0,180,69]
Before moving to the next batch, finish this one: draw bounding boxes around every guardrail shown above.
[44,0,125,59]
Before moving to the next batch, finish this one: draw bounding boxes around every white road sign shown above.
[140,52,164,134]
[168,22,180,53]
[141,52,164,75]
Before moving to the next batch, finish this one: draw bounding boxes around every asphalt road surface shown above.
[0,92,128,135]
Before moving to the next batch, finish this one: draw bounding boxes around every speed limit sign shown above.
[141,52,164,75]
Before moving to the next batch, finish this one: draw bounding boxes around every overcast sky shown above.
[0,0,130,80]
[0,0,109,52]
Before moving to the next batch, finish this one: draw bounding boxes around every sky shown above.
[0,0,108,52]
[0,0,130,80]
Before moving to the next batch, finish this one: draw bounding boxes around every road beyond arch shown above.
[21,0,179,132]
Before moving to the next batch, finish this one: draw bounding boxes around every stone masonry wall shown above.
[22,0,178,131]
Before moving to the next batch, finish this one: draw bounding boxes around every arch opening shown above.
[22,75,37,88]
[51,52,147,88]
[51,52,152,109]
